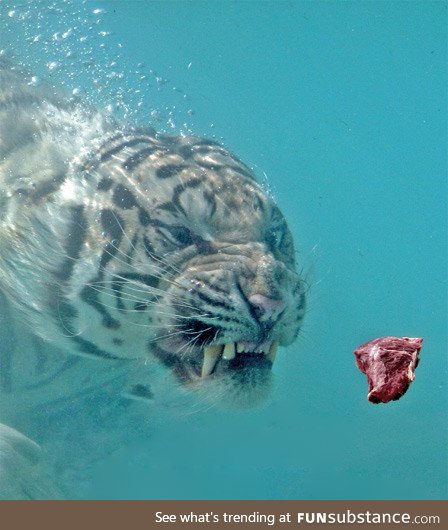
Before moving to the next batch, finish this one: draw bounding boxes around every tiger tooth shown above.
[222,342,236,360]
[237,342,245,354]
[201,344,223,378]
[266,341,278,363]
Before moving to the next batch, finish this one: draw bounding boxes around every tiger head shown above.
[113,135,307,407]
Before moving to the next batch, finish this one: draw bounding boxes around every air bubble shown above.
[27,76,40,86]
[46,61,59,71]
[1,0,195,134]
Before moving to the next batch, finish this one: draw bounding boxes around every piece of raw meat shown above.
[354,336,423,403]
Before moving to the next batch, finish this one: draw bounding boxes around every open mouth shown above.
[180,319,278,378]
[151,319,278,383]
[154,318,278,383]
[201,340,277,378]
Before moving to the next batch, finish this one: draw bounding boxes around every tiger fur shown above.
[0,62,306,498]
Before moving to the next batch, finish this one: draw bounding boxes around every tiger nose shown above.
[248,294,286,323]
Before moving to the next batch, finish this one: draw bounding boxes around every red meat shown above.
[354,336,423,404]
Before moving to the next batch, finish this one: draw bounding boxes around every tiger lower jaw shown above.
[178,344,275,409]
[153,340,277,404]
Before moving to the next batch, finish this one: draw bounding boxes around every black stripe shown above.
[178,145,194,159]
[193,139,222,149]
[97,177,114,191]
[24,356,80,390]
[32,336,49,376]
[111,276,126,311]
[52,297,120,359]
[171,177,204,214]
[71,335,121,360]
[122,146,157,171]
[78,210,124,328]
[80,285,120,329]
[54,298,78,335]
[31,174,66,200]
[143,235,156,258]
[38,370,130,411]
[296,291,306,313]
[112,184,139,210]
[231,165,256,181]
[194,237,214,255]
[202,190,217,217]
[55,205,87,281]
[166,225,194,246]
[98,132,131,148]
[99,137,155,164]
[139,208,151,226]
[197,278,229,296]
[195,290,234,312]
[128,383,154,401]
[100,209,124,268]
[252,194,266,215]
[157,202,178,214]
[156,164,186,179]
[194,161,224,171]
[127,233,139,263]
[111,272,160,312]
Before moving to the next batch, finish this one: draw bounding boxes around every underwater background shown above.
[0,0,446,499]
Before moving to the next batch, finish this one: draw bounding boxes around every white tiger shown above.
[0,62,306,498]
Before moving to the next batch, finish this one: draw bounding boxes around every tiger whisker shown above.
[86,280,192,309]
[177,333,204,359]
[83,284,213,321]
[88,271,193,307]
[145,328,194,345]
[86,280,201,314]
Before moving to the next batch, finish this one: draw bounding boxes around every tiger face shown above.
[111,136,307,406]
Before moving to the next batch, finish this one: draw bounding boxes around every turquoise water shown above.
[1,0,447,499]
